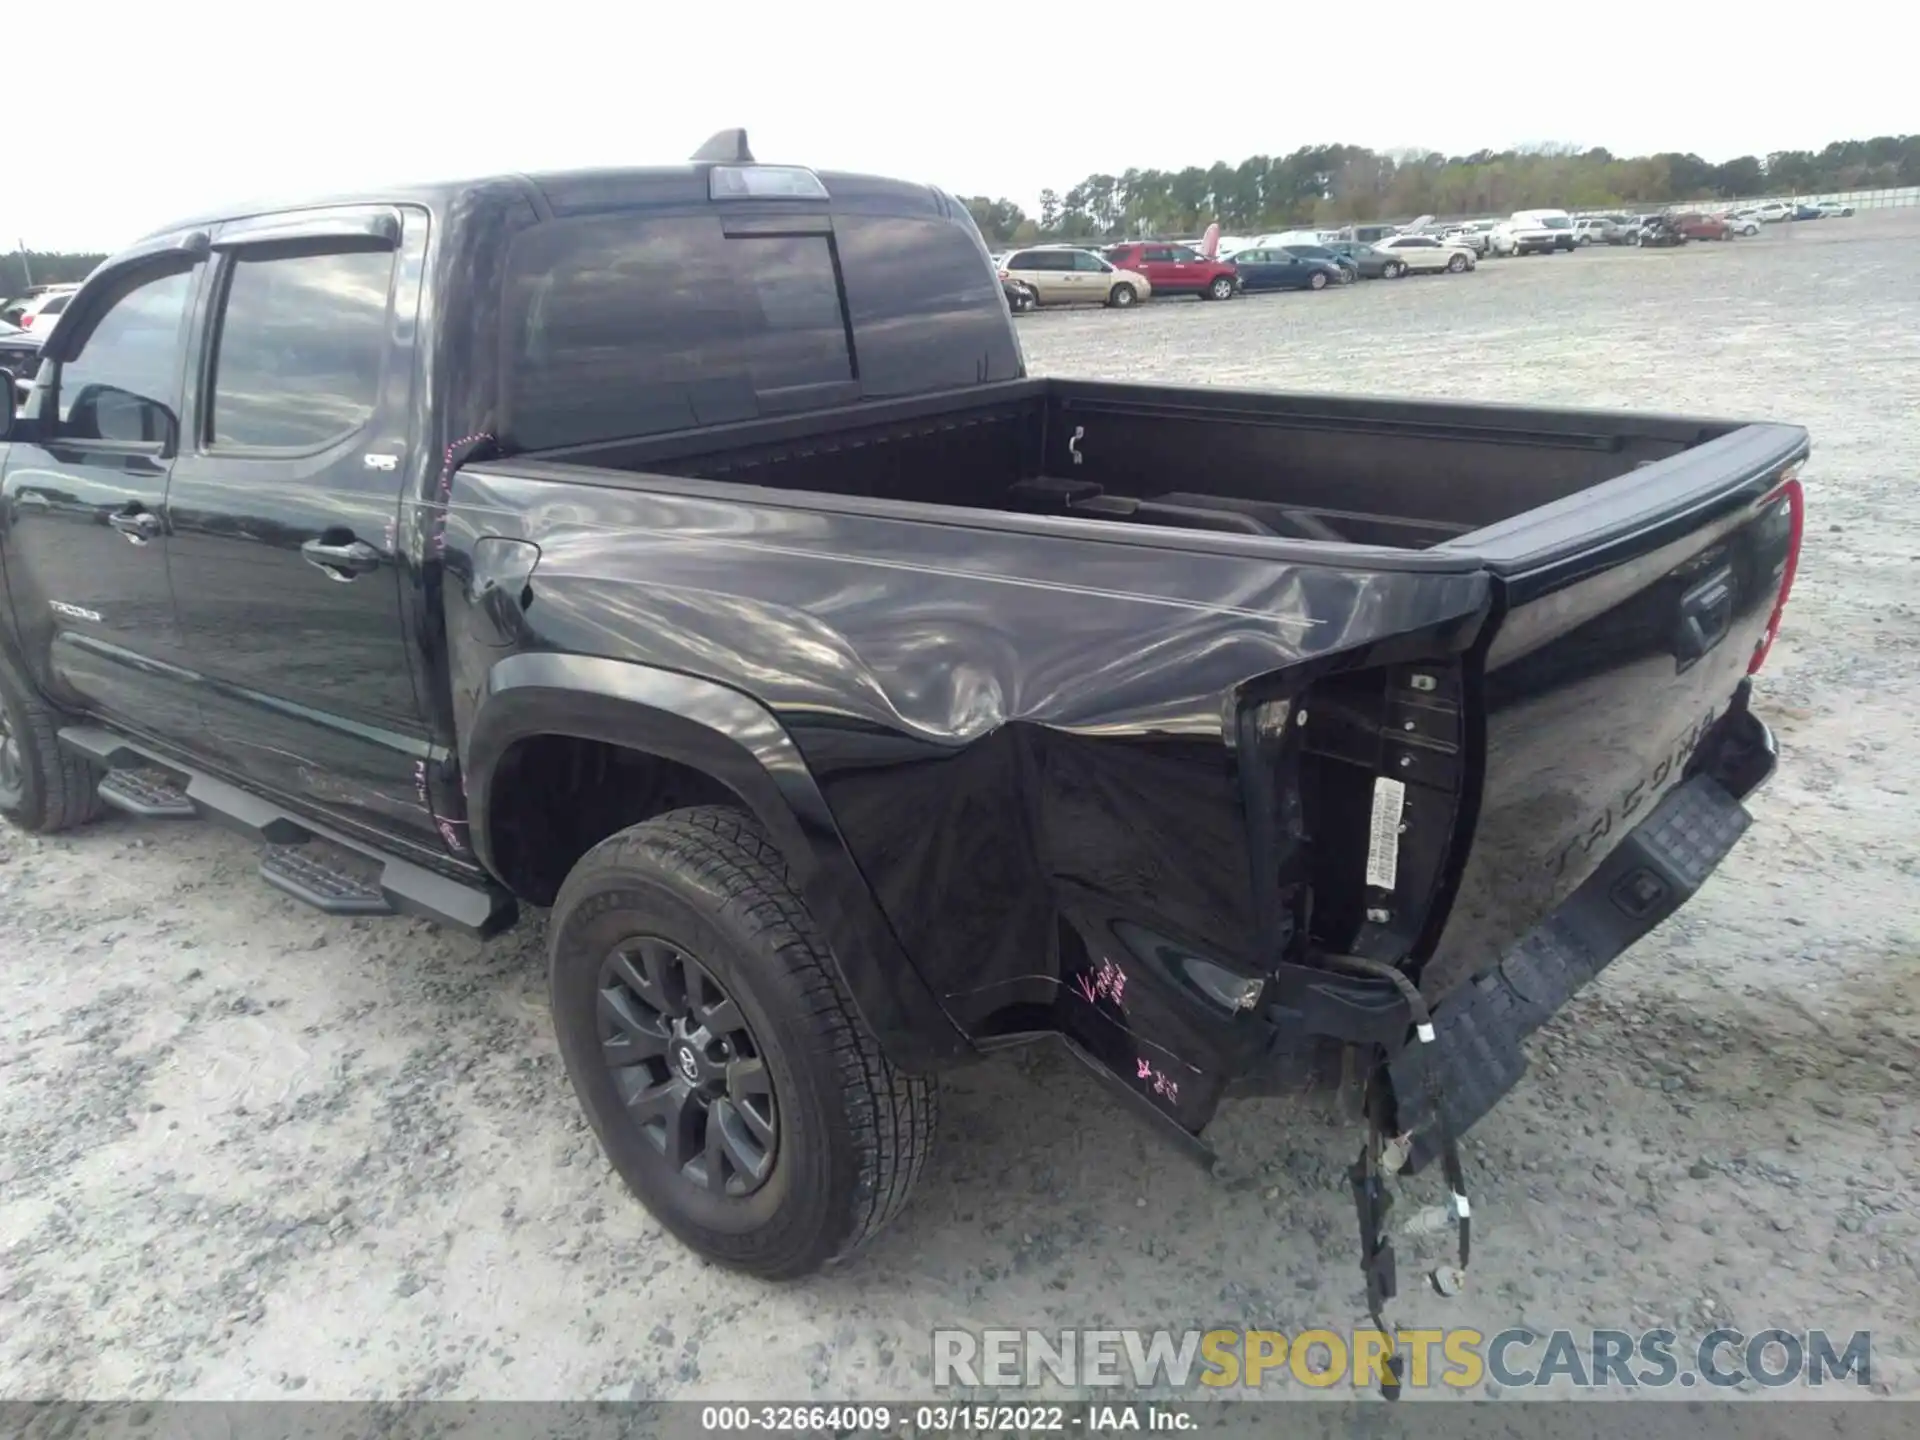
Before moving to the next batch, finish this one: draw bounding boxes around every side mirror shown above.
[0,368,13,440]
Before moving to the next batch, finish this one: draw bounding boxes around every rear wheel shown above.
[1207,275,1236,301]
[1107,283,1138,308]
[0,656,105,834]
[549,806,937,1278]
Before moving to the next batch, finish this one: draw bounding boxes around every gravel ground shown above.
[2,211,1915,1403]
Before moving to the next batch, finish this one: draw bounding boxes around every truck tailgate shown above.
[1419,420,1808,1003]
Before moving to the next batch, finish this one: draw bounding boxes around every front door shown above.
[1,259,206,743]
[163,207,441,848]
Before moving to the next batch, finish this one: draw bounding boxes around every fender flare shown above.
[465,653,971,1071]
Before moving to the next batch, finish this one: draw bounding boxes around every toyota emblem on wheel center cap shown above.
[676,1046,700,1082]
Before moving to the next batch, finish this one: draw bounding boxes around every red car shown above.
[1672,212,1733,241]
[1101,241,1239,300]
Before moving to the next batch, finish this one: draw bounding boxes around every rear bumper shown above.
[1388,689,1776,1169]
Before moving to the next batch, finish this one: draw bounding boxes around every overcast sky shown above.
[20,2,1911,253]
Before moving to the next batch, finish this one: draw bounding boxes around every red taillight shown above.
[18,314,33,328]
[1747,472,1804,675]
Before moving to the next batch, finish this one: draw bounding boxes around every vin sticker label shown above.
[1366,776,1407,890]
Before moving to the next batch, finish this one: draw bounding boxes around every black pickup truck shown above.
[0,131,1804,1283]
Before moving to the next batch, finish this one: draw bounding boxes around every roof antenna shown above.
[691,129,754,164]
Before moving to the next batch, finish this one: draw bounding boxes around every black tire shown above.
[1107,283,1138,308]
[549,805,936,1278]
[1386,261,1406,278]
[1446,253,1468,272]
[1308,270,1328,290]
[1206,275,1236,301]
[0,656,105,834]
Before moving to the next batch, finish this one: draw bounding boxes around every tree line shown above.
[963,134,1920,246]
[2,251,107,299]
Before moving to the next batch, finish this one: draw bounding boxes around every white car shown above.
[1370,234,1477,273]
[13,285,79,335]
[1813,201,1854,217]
[1722,213,1762,236]
[1749,201,1795,223]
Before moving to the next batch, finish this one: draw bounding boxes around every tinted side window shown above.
[54,266,196,444]
[41,294,70,316]
[209,247,394,449]
[1071,250,1107,272]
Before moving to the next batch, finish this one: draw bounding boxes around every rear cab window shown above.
[503,190,1018,449]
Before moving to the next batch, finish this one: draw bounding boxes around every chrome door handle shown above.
[300,538,381,580]
[109,511,162,544]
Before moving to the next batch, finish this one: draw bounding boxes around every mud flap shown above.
[1390,771,1754,1170]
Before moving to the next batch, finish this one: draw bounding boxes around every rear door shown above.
[1009,250,1068,304]
[1235,249,1277,289]
[1133,244,1178,291]
[162,206,442,845]
[1,253,207,741]
[1400,237,1444,270]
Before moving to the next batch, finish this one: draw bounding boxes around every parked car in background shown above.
[1791,203,1822,221]
[10,285,79,334]
[1672,212,1733,241]
[1633,214,1687,247]
[1372,234,1477,273]
[1001,247,1150,308]
[1573,216,1633,245]
[1002,277,1038,313]
[1321,241,1406,279]
[1345,223,1402,245]
[1749,201,1795,223]
[1272,243,1358,281]
[1722,212,1762,236]
[0,322,39,405]
[1433,223,1493,256]
[1100,242,1239,301]
[1509,209,1577,254]
[1229,248,1347,292]
[1812,201,1854,217]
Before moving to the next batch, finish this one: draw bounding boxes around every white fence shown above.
[1711,186,1917,211]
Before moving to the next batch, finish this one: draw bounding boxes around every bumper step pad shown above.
[1391,773,1751,1170]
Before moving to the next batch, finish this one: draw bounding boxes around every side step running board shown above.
[58,725,516,938]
